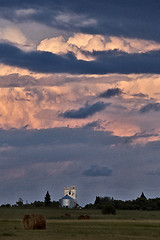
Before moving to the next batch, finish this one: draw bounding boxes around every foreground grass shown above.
[1,208,160,239]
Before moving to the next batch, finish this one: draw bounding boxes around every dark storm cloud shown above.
[140,103,160,113]
[2,43,160,74]
[99,88,123,98]
[83,165,112,177]
[0,127,123,174]
[1,0,160,41]
[60,102,109,119]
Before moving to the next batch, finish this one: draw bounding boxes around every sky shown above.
[1,0,160,206]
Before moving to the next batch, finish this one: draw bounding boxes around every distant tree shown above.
[140,192,147,200]
[51,201,60,208]
[0,203,11,208]
[135,192,148,210]
[33,201,44,207]
[16,197,23,207]
[44,191,51,206]
[94,196,101,205]
[84,203,95,209]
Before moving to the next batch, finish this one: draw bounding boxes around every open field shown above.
[1,208,160,239]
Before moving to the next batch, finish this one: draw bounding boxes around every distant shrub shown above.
[102,204,116,215]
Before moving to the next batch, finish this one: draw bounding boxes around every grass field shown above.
[1,208,160,239]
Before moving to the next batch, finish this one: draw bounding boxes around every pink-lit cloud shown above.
[37,34,160,61]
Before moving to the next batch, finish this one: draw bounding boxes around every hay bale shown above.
[77,215,90,220]
[78,215,85,220]
[65,213,71,217]
[31,214,46,230]
[22,214,46,230]
[22,214,33,230]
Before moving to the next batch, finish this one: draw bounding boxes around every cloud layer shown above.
[1,0,160,41]
[1,127,160,205]
[2,43,160,74]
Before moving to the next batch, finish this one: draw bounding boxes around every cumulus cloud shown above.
[99,88,123,98]
[37,34,160,61]
[1,73,160,138]
[83,165,112,177]
[0,18,34,50]
[140,103,160,113]
[105,37,160,54]
[37,34,96,61]
[60,102,109,119]
[0,25,27,46]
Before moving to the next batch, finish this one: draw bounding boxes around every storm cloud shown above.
[1,0,160,207]
[99,88,123,98]
[61,102,109,119]
[1,126,160,205]
[1,43,160,74]
[1,1,160,41]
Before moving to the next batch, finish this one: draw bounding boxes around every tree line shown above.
[85,193,160,211]
[2,192,160,211]
[0,191,59,208]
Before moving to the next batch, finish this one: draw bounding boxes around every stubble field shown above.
[1,208,160,240]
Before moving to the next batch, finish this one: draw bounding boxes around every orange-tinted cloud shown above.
[37,34,160,61]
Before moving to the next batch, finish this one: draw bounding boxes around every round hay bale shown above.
[77,215,90,220]
[65,213,71,217]
[32,214,46,230]
[78,215,85,220]
[22,214,46,230]
[22,214,33,230]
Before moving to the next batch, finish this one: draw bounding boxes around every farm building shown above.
[59,186,77,208]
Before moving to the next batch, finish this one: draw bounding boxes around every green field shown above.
[1,208,160,240]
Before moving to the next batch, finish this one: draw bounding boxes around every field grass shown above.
[1,208,160,239]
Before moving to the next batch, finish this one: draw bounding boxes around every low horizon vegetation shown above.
[2,192,160,212]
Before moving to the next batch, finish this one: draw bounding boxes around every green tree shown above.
[16,197,23,207]
[44,191,51,206]
[102,204,116,215]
